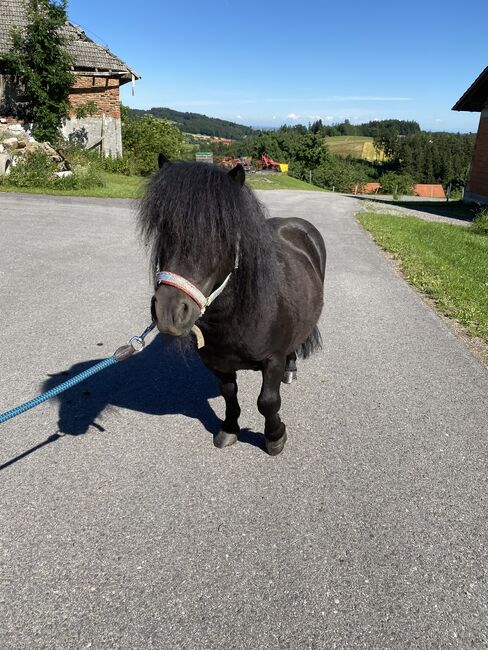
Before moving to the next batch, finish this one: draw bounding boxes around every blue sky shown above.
[69,0,487,132]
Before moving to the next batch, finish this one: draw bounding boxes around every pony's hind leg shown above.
[213,371,241,448]
[282,352,297,384]
[258,355,287,456]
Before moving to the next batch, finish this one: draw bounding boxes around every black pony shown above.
[139,158,326,455]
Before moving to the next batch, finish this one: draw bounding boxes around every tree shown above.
[0,0,74,142]
[252,133,287,162]
[288,132,327,169]
[310,119,324,135]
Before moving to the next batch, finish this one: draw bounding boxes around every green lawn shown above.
[0,172,147,199]
[0,171,322,198]
[357,212,488,342]
[246,173,325,191]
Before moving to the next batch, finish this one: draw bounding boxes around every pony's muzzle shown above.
[152,285,200,336]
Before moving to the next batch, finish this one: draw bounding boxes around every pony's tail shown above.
[297,325,322,359]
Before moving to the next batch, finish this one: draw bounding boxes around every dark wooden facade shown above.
[453,67,488,204]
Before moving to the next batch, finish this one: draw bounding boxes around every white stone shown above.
[3,137,18,147]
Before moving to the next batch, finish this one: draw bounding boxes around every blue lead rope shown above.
[0,356,118,425]
[0,321,156,426]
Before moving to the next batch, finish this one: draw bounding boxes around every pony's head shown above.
[138,157,276,338]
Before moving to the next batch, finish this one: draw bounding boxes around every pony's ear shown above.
[158,153,170,169]
[228,164,245,187]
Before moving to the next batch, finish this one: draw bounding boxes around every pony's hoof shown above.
[214,430,238,449]
[282,370,297,384]
[265,428,287,456]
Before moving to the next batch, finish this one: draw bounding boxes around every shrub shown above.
[471,208,488,235]
[379,171,415,197]
[290,156,370,192]
[122,116,185,175]
[101,152,138,176]
[60,143,101,167]
[0,149,104,190]
[3,150,56,187]
[287,161,307,181]
[56,162,104,190]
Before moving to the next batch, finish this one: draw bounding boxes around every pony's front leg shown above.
[258,355,287,456]
[213,371,241,449]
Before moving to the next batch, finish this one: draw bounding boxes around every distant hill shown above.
[126,107,255,140]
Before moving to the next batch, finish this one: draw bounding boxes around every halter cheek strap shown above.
[155,251,239,316]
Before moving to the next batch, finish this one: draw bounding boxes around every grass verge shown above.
[357,212,488,342]
[0,171,323,197]
[246,173,325,191]
[0,172,147,199]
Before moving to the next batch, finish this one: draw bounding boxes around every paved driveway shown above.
[0,190,486,649]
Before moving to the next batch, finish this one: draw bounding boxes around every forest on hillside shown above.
[310,118,421,138]
[126,106,254,140]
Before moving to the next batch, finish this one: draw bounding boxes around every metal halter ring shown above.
[129,336,145,352]
[128,321,156,352]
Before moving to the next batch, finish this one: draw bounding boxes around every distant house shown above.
[453,67,488,204]
[413,184,446,199]
[0,0,140,156]
[360,182,446,198]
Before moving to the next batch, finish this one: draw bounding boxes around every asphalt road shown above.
[0,190,486,649]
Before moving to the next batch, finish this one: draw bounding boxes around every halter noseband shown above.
[155,251,239,316]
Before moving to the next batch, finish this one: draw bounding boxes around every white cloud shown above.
[331,96,412,101]
[287,113,300,120]
[325,115,334,121]
[236,115,242,119]
[272,115,277,120]
[434,118,443,122]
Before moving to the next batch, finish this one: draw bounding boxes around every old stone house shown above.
[453,67,488,204]
[0,0,139,156]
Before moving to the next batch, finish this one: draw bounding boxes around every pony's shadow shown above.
[46,337,221,436]
[1,337,265,470]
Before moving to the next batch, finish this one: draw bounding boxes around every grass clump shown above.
[471,208,488,236]
[358,212,488,342]
[5,150,56,187]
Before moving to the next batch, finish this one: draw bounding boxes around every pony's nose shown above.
[153,288,199,336]
[173,298,191,328]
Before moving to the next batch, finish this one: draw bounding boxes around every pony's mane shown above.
[138,161,278,307]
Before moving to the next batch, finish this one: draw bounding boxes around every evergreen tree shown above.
[1,0,74,142]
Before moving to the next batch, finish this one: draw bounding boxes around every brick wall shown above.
[467,102,488,198]
[68,75,121,119]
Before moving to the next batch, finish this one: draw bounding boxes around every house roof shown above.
[452,67,488,112]
[0,0,140,84]
[414,184,446,199]
[360,182,446,199]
